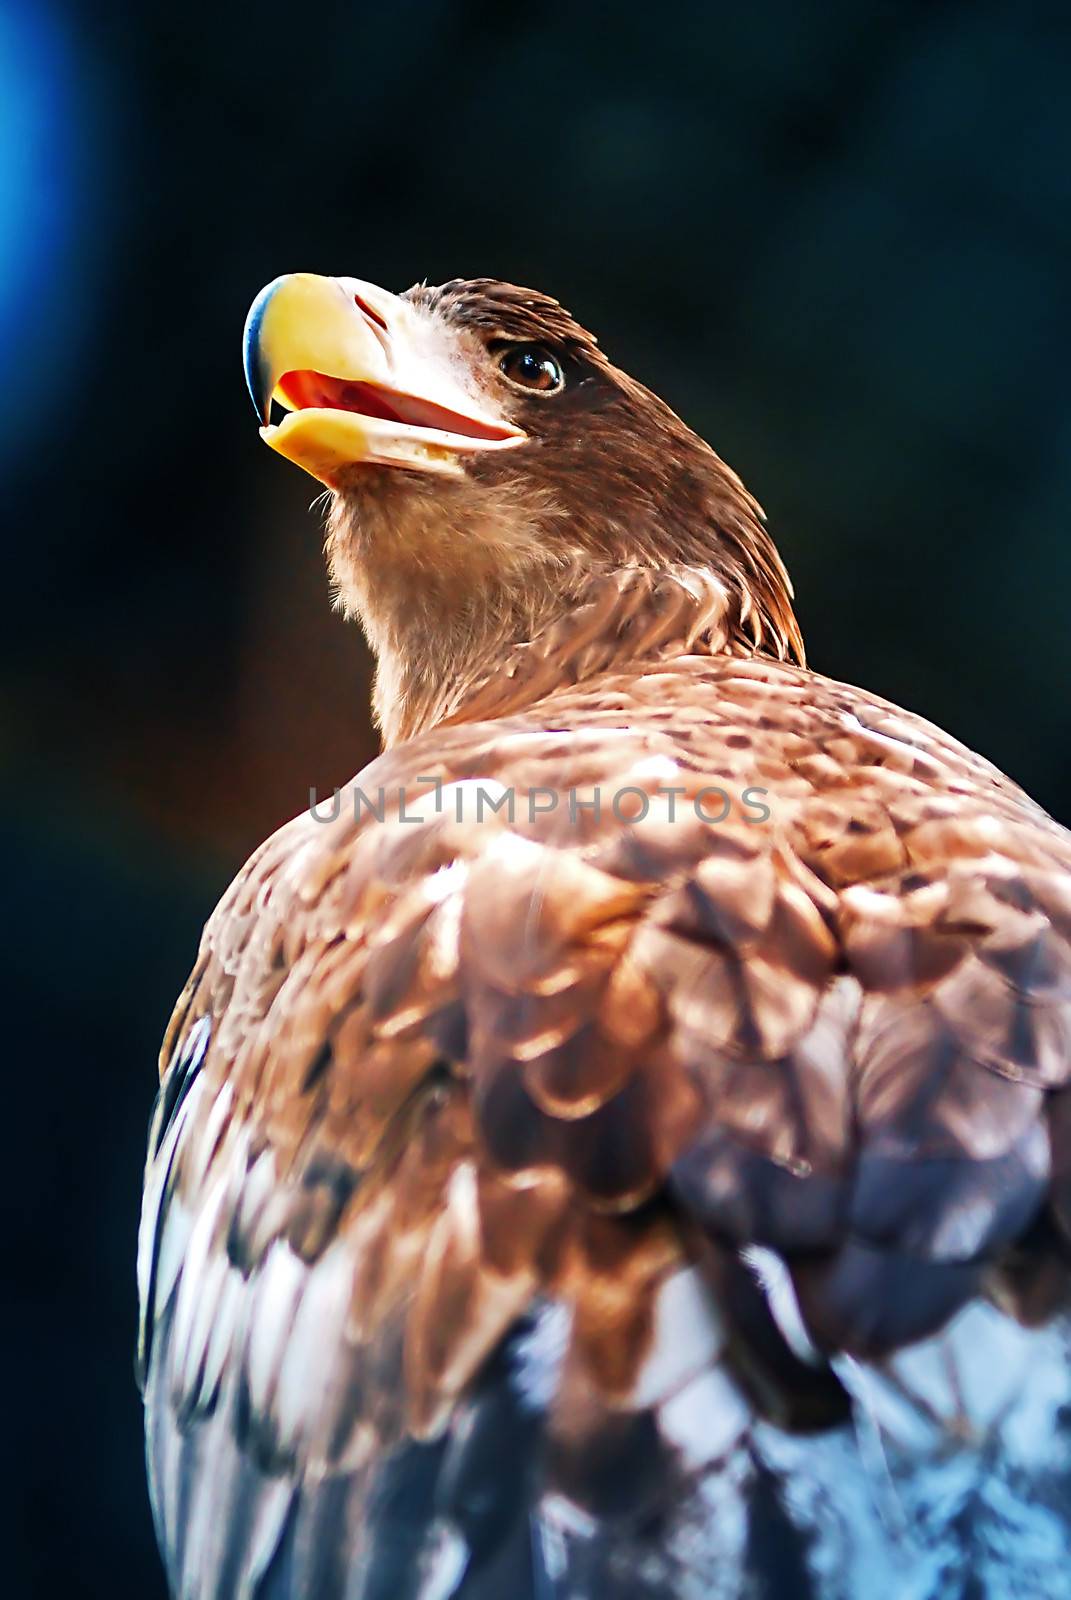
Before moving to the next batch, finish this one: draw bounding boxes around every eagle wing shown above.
[139,653,1071,1598]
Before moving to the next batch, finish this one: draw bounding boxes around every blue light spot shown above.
[0,0,96,460]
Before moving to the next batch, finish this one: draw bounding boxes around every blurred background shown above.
[4,0,1071,1593]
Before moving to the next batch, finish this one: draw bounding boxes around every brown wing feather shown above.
[141,652,1071,1595]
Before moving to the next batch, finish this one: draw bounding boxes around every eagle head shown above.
[243,272,801,739]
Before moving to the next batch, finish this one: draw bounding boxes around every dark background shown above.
[5,2,1071,1594]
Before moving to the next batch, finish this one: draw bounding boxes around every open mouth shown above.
[261,366,526,478]
[273,370,519,445]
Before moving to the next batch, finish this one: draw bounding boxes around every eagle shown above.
[138,272,1071,1600]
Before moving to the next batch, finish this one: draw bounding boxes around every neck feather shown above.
[325,456,804,747]
[352,559,803,746]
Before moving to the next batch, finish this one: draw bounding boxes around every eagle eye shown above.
[497,344,564,394]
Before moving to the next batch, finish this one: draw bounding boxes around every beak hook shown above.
[242,277,285,424]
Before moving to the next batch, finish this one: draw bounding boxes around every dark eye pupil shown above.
[500,345,562,392]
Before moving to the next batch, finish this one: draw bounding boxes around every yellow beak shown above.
[242,273,525,486]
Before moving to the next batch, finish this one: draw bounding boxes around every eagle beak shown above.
[242,273,525,486]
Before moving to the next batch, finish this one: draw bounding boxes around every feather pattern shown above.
[142,639,1071,1597]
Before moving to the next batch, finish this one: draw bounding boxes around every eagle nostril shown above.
[353,292,388,332]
